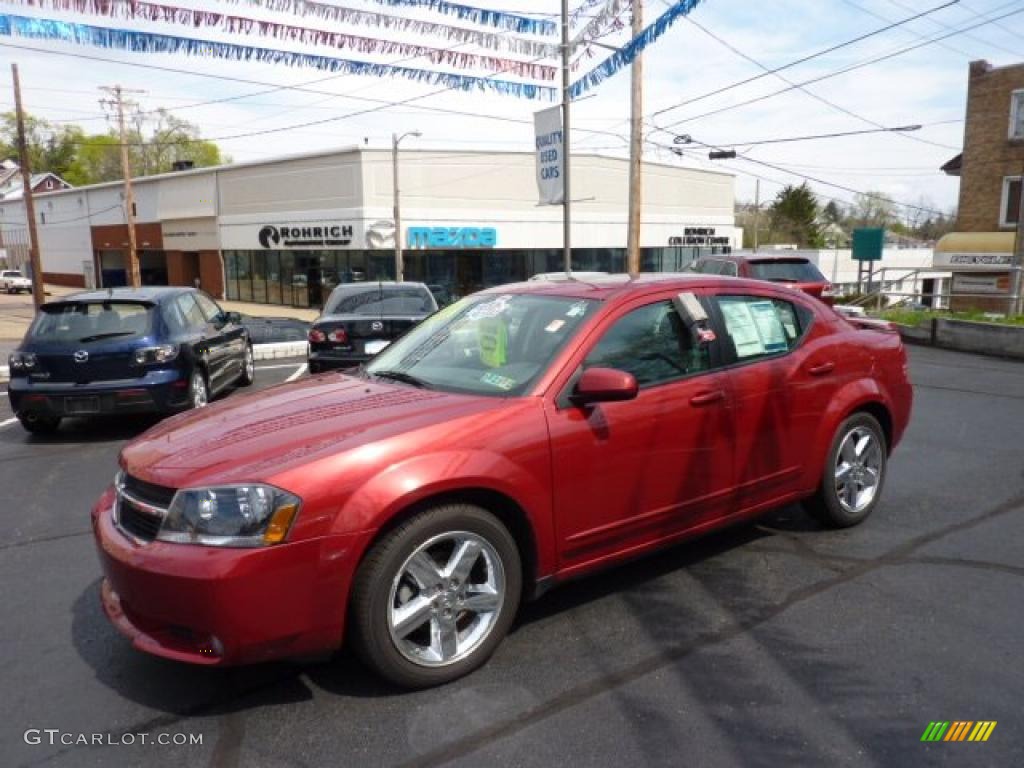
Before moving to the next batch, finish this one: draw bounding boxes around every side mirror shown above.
[572,367,638,405]
[224,311,242,325]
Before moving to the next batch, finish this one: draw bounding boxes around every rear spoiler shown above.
[845,316,897,333]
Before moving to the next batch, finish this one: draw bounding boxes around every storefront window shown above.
[266,251,282,305]
[235,252,253,301]
[251,251,267,304]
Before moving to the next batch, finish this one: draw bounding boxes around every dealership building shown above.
[0,147,740,308]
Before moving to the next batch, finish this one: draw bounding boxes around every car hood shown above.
[121,374,507,488]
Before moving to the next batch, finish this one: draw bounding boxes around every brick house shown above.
[939,59,1024,312]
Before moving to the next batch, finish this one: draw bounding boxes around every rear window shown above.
[29,301,154,342]
[324,285,437,316]
[748,260,826,283]
[2,271,23,278]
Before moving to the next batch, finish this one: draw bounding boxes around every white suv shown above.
[1,270,31,294]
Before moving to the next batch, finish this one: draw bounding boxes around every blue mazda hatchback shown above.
[7,287,253,434]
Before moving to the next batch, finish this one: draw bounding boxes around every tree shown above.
[848,191,898,230]
[1,110,226,186]
[822,200,844,226]
[768,183,823,248]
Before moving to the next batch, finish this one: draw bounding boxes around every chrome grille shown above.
[114,474,174,544]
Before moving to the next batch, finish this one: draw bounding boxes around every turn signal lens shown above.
[263,502,299,544]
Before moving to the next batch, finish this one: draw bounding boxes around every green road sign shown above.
[852,228,885,261]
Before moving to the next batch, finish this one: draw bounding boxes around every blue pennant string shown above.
[0,14,557,100]
[570,0,704,99]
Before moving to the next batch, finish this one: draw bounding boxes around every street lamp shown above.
[392,130,421,283]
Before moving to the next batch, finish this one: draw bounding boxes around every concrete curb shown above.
[0,344,306,386]
[895,318,1024,361]
[252,341,309,361]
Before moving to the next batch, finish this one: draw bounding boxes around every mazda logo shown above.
[371,321,384,332]
[258,225,280,249]
[73,350,89,363]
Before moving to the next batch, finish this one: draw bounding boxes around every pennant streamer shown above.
[0,14,558,99]
[570,0,704,98]
[228,0,557,36]
[572,0,628,48]
[11,0,556,79]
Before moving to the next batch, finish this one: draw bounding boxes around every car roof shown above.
[478,272,786,301]
[46,286,193,305]
[700,253,812,263]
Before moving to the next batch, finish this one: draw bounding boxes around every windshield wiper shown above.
[372,370,432,389]
[77,331,136,343]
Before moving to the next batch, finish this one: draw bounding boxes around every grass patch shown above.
[875,308,1024,327]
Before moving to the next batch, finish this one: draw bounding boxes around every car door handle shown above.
[807,361,836,376]
[690,390,725,407]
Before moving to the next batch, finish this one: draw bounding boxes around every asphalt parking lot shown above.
[1,346,1021,767]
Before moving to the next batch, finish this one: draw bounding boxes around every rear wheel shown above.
[18,412,61,435]
[189,369,209,409]
[350,504,521,688]
[804,412,887,528]
[238,345,255,386]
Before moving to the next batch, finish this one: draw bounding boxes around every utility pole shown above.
[392,130,421,283]
[100,85,144,288]
[1013,168,1024,316]
[626,0,643,276]
[561,0,572,277]
[753,179,760,253]
[11,64,44,309]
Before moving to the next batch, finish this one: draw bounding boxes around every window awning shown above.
[934,232,1016,269]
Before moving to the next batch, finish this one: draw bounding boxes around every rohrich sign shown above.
[669,227,731,247]
[406,227,498,249]
[256,223,355,249]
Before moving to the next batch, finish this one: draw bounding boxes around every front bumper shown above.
[8,370,191,417]
[91,490,362,665]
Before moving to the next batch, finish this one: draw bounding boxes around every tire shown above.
[19,412,61,435]
[803,412,887,528]
[238,345,255,387]
[350,504,522,688]
[188,368,209,409]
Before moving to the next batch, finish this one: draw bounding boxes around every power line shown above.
[706,122,961,149]
[655,2,1024,135]
[648,0,959,120]
[668,13,961,151]
[880,0,1024,58]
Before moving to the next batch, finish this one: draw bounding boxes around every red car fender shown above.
[798,377,892,493]
[332,450,556,578]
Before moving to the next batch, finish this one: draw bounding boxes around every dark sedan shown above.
[7,287,253,434]
[307,282,437,373]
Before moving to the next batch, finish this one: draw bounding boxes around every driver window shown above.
[583,301,711,387]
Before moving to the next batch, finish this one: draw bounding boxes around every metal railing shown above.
[842,266,1023,315]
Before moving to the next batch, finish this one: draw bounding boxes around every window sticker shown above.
[480,372,516,391]
[566,301,588,318]
[719,301,765,358]
[545,319,566,333]
[748,301,788,353]
[466,296,511,321]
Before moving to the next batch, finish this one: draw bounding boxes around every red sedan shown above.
[92,275,912,687]
[692,254,837,305]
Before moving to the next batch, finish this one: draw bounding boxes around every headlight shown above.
[134,344,179,364]
[8,352,35,370]
[159,484,301,547]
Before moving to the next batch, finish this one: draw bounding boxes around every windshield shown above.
[29,301,155,342]
[324,285,437,316]
[365,293,598,397]
[748,260,826,283]
[2,271,23,278]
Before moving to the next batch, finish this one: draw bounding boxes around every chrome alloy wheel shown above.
[834,426,883,514]
[387,531,505,667]
[190,370,208,409]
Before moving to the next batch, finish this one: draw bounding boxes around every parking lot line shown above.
[0,417,16,429]
[285,364,308,382]
[255,363,308,371]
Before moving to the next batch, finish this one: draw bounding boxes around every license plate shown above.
[65,396,101,415]
[365,340,390,355]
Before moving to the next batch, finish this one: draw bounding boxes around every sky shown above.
[0,0,1021,220]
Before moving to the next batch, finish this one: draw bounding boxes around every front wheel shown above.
[188,369,209,410]
[350,504,522,688]
[804,412,887,528]
[238,345,255,387]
